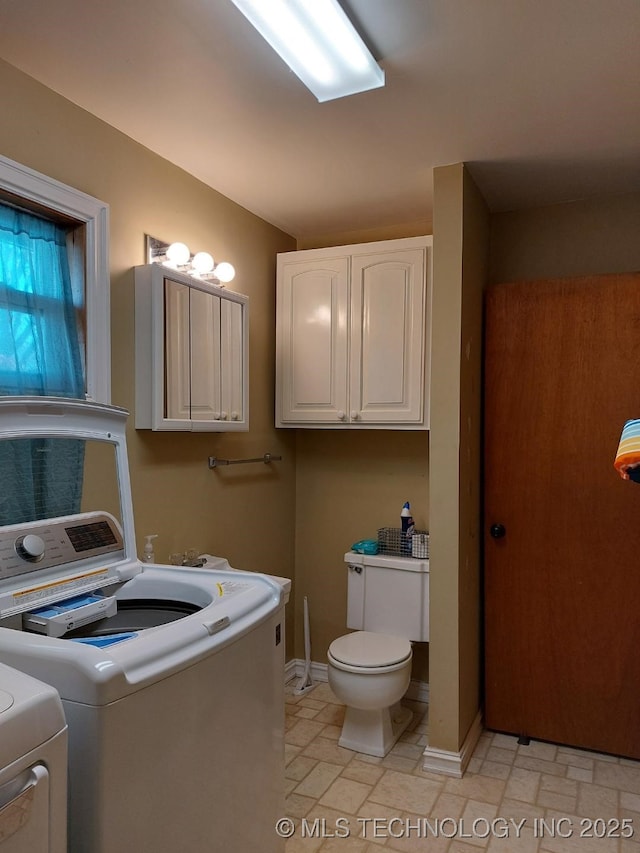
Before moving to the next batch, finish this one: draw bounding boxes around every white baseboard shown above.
[421,710,483,778]
[285,658,429,704]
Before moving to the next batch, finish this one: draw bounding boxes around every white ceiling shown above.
[0,0,638,239]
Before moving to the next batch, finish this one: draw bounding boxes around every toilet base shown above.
[338,701,413,757]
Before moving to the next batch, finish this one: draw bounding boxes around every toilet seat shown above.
[328,631,411,669]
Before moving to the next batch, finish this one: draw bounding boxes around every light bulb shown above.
[165,242,191,266]
[192,251,215,275]
[214,262,235,283]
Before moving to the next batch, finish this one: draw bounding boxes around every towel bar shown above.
[208,453,282,469]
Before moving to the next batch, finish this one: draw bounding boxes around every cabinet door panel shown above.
[164,280,191,420]
[189,286,221,421]
[135,264,248,431]
[277,259,349,423]
[220,298,245,423]
[351,249,425,423]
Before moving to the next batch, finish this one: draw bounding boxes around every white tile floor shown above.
[283,682,640,852]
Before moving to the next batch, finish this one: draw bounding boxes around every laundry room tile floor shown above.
[283,682,640,852]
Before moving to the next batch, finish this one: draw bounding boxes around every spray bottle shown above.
[143,534,158,563]
[400,502,414,553]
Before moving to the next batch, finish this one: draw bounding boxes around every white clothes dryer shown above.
[0,397,285,853]
[0,663,67,853]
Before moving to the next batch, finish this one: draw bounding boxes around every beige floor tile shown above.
[295,762,344,799]
[368,769,442,814]
[342,760,386,787]
[321,724,343,741]
[430,791,468,819]
[303,737,356,766]
[540,774,578,797]
[479,760,511,781]
[287,755,321,782]
[319,837,370,852]
[567,765,593,784]
[285,833,324,853]
[380,754,421,773]
[594,760,640,795]
[576,782,619,818]
[498,798,545,823]
[535,789,577,813]
[297,707,323,719]
[320,778,373,814]
[486,746,517,766]
[284,692,636,853]
[503,767,541,804]
[286,743,303,764]
[487,827,540,852]
[286,792,319,818]
[288,719,329,747]
[444,774,506,806]
[299,698,328,711]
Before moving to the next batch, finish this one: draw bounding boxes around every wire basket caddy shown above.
[377,527,429,559]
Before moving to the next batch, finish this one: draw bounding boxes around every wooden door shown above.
[484,273,640,759]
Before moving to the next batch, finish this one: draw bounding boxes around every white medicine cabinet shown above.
[276,235,431,429]
[135,264,249,431]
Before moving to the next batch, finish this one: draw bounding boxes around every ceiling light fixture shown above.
[229,0,384,102]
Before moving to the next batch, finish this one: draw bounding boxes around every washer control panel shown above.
[0,512,125,583]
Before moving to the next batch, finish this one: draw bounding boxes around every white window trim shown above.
[0,154,110,403]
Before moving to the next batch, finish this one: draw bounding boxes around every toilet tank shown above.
[344,551,429,642]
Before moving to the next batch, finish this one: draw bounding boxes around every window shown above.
[0,155,110,402]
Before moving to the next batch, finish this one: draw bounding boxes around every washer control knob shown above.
[15,534,45,562]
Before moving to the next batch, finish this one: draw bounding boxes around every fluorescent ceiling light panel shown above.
[230,0,385,102]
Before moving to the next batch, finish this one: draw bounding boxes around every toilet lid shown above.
[329,631,411,668]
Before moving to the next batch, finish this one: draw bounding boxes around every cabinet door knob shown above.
[490,523,506,539]
[350,411,360,420]
[337,410,347,421]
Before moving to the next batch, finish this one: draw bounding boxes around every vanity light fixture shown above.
[229,0,384,103]
[146,236,236,284]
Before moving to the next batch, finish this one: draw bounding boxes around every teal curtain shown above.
[0,204,85,524]
[0,205,83,396]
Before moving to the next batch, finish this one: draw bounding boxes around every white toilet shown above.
[327,550,429,757]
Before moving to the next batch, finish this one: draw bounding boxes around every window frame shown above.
[0,154,110,403]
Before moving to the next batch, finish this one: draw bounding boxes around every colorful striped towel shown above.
[614,419,640,483]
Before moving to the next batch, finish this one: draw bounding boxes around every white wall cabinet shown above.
[135,264,248,431]
[276,236,431,429]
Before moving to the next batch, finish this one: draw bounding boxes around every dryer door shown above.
[0,764,50,852]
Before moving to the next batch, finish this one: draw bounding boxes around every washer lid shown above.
[329,631,411,667]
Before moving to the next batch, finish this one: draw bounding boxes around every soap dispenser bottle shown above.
[143,534,158,563]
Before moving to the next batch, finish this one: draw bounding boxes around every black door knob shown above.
[490,523,506,539]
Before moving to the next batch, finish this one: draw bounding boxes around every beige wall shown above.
[294,430,430,682]
[0,59,298,656]
[490,191,640,283]
[428,163,488,753]
[291,226,432,684]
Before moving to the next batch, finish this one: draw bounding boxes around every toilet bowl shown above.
[327,551,429,758]
[328,631,413,757]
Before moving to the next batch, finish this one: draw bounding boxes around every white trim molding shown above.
[422,710,483,778]
[0,155,111,403]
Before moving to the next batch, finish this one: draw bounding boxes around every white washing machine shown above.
[0,397,285,853]
[0,663,67,853]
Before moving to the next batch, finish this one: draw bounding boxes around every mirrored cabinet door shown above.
[135,264,248,431]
